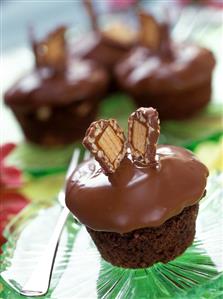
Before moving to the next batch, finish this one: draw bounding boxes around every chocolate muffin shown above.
[71,0,137,84]
[72,23,137,73]
[66,107,208,268]
[4,27,109,146]
[115,12,216,120]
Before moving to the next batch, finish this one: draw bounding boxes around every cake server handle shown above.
[20,207,69,297]
[20,149,81,297]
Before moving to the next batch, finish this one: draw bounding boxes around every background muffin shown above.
[115,12,215,119]
[4,27,109,146]
[70,0,137,89]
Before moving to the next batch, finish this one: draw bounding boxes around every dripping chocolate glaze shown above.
[66,145,208,234]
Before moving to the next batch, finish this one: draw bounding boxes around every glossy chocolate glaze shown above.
[5,58,109,108]
[66,145,208,233]
[115,44,215,94]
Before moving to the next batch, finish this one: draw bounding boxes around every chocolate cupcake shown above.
[66,107,208,268]
[4,27,109,146]
[71,0,137,82]
[115,12,216,119]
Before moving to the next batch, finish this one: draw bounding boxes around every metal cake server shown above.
[20,148,88,297]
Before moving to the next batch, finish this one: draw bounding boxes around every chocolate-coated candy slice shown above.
[32,26,67,72]
[128,107,160,166]
[138,11,161,51]
[84,0,98,31]
[83,119,127,174]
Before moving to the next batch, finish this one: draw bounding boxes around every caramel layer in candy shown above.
[128,107,160,166]
[83,119,127,174]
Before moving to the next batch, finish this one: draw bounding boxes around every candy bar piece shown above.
[83,119,127,174]
[84,0,98,31]
[128,107,160,166]
[138,11,161,51]
[32,26,67,72]
[103,22,138,45]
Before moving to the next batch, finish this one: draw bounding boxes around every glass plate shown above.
[0,174,223,299]
[6,142,80,177]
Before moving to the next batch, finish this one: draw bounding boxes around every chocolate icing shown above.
[115,44,215,93]
[66,145,208,233]
[4,58,108,108]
